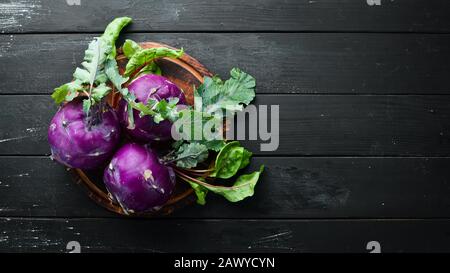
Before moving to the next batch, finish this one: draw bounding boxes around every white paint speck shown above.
[9,173,29,177]
[0,135,29,143]
[66,0,81,6]
[0,0,42,30]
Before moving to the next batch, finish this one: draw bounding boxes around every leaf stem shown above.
[124,63,147,86]
[174,167,257,191]
[174,168,233,190]
[181,168,215,173]
[174,169,211,186]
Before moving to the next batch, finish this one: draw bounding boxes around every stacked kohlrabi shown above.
[48,17,263,214]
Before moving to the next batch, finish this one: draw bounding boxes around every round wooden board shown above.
[70,41,212,217]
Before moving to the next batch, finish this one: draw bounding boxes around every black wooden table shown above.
[1,0,450,253]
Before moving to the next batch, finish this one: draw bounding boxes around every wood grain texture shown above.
[1,0,450,253]
[1,156,450,218]
[2,33,450,95]
[1,0,450,33]
[1,217,450,253]
[1,95,449,156]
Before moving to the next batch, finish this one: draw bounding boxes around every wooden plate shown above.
[70,42,212,217]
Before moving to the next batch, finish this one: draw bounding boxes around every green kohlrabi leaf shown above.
[208,165,263,202]
[130,101,153,116]
[51,17,131,107]
[136,62,162,77]
[51,80,85,104]
[105,58,129,91]
[91,83,111,102]
[172,109,223,143]
[188,165,264,203]
[239,148,252,170]
[122,39,142,58]
[82,99,92,115]
[130,97,180,125]
[172,140,184,150]
[101,17,132,59]
[152,97,180,123]
[124,47,184,76]
[174,142,209,169]
[104,57,139,129]
[187,180,208,205]
[76,38,110,85]
[195,140,226,152]
[210,141,246,179]
[195,68,256,115]
[75,37,112,115]
[72,67,90,83]
[123,39,162,78]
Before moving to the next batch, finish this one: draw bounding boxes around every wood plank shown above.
[1,217,450,252]
[0,156,110,217]
[1,33,450,95]
[1,0,450,33]
[1,156,450,218]
[1,95,449,156]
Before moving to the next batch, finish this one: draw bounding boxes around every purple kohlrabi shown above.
[48,99,121,170]
[103,143,176,213]
[119,74,186,142]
